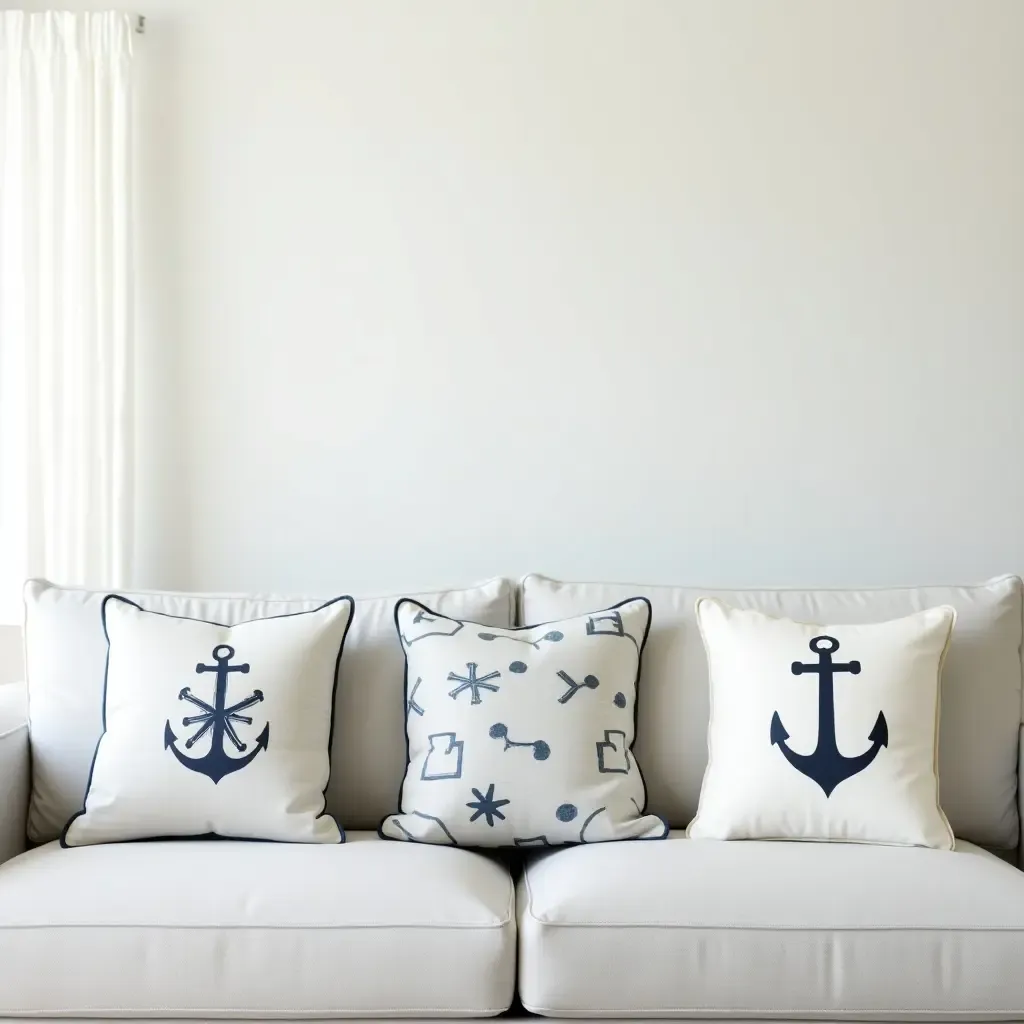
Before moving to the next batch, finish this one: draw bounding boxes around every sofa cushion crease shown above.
[0,682,29,869]
[1019,723,1024,867]
[517,1005,1024,1020]
[0,832,515,1017]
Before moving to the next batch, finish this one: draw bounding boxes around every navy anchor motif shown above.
[164,644,269,783]
[771,636,887,797]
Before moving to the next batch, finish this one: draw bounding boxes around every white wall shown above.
[18,0,1024,597]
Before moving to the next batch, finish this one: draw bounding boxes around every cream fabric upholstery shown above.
[521,575,1023,849]
[0,832,515,1018]
[517,833,1024,1019]
[24,577,514,841]
[0,683,27,868]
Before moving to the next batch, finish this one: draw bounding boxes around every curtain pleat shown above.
[0,11,135,621]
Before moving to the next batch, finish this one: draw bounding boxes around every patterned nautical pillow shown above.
[380,597,668,847]
[61,594,354,847]
[687,598,956,848]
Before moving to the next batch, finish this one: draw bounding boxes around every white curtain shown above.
[0,11,135,622]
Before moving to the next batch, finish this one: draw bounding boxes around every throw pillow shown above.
[380,597,668,846]
[61,594,354,847]
[687,598,956,848]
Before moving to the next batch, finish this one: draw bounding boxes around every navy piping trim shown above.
[59,593,355,848]
[377,594,670,848]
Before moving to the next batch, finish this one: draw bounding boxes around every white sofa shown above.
[1,573,1024,1021]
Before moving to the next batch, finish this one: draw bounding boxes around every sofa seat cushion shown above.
[517,833,1024,1019]
[0,832,515,1018]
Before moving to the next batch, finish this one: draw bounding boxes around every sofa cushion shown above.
[517,833,1024,1018]
[689,599,956,848]
[382,597,667,847]
[24,576,514,841]
[520,574,1023,849]
[63,596,353,847]
[0,832,515,1017]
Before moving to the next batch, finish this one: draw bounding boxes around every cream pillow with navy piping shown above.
[380,597,668,847]
[687,598,956,848]
[61,594,354,847]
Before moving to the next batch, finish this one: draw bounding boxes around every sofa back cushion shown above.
[24,577,514,842]
[520,574,1023,850]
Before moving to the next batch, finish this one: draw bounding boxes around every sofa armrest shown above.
[0,681,28,866]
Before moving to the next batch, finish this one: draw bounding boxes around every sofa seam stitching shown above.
[0,1006,509,1016]
[0,722,27,742]
[521,573,1023,597]
[521,1004,1024,1016]
[517,919,1024,932]
[0,921,510,931]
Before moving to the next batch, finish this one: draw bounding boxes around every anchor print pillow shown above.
[380,597,668,847]
[687,598,957,848]
[61,594,354,847]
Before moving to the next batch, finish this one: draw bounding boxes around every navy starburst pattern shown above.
[447,662,501,704]
[178,685,264,751]
[466,783,510,827]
